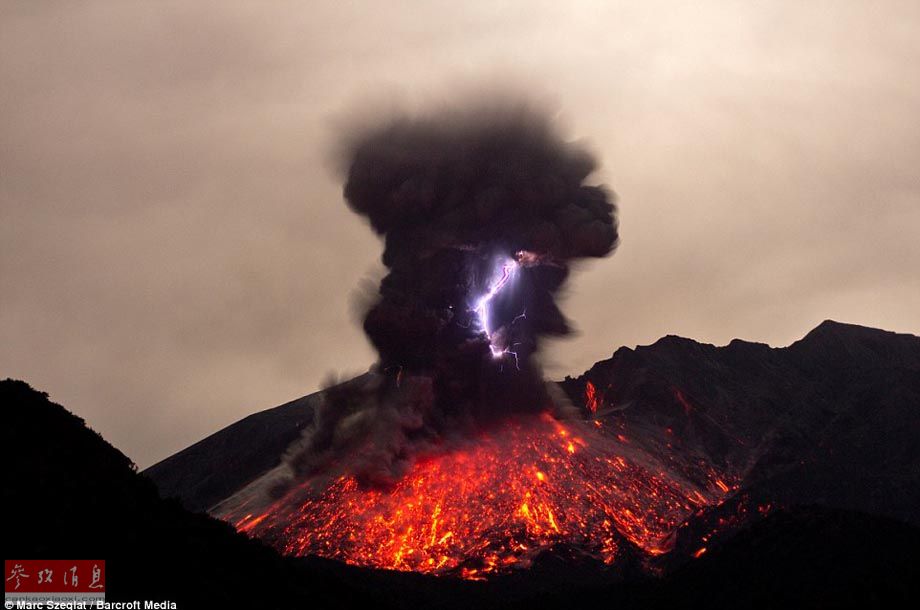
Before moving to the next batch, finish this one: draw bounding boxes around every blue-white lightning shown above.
[472,257,521,360]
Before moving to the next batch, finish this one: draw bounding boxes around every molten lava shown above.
[228,413,735,579]
[585,381,601,415]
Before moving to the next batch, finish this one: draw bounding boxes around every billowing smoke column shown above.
[282,103,618,489]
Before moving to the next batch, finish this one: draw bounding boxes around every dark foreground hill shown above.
[5,320,920,608]
[4,379,486,608]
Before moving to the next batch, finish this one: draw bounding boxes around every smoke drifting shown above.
[282,101,619,489]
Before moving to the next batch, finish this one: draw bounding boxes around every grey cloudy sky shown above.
[2,1,918,468]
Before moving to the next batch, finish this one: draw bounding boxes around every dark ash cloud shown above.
[276,102,618,488]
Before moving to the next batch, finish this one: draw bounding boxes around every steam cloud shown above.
[281,101,619,490]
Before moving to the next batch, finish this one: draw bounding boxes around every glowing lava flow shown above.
[472,257,519,359]
[585,381,601,415]
[228,414,735,579]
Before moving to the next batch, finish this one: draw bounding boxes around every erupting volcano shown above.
[228,412,736,577]
[214,101,738,578]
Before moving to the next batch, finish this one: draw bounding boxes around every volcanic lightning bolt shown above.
[473,257,521,360]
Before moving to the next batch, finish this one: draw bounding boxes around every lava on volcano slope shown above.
[226,412,736,579]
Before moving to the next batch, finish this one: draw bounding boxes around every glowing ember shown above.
[226,413,735,578]
[585,381,601,415]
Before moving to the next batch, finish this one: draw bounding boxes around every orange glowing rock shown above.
[227,413,735,578]
[585,381,600,414]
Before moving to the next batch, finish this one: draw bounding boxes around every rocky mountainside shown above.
[560,320,920,528]
[144,385,329,513]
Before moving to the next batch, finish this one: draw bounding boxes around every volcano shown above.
[143,107,919,584]
[145,320,920,582]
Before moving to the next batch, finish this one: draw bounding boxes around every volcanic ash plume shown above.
[283,102,619,490]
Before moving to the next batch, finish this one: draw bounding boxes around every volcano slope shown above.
[145,321,919,573]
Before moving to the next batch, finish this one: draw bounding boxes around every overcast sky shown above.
[2,1,918,469]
